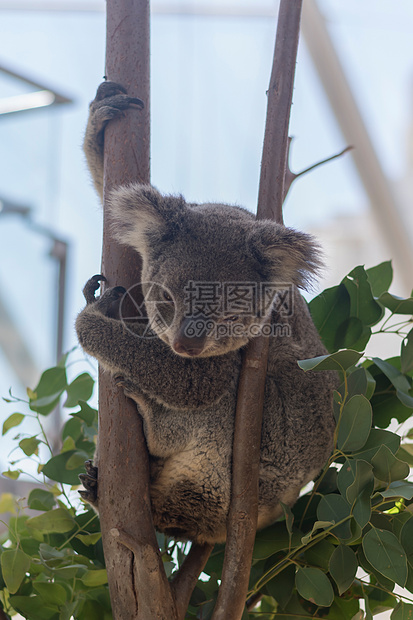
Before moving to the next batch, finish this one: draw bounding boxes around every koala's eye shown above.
[223,314,239,323]
[162,290,173,303]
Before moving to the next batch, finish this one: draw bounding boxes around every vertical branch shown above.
[99,1,176,618]
[211,2,303,619]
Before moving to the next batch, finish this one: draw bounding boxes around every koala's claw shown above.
[114,374,135,397]
[83,274,106,304]
[90,81,144,137]
[79,460,98,506]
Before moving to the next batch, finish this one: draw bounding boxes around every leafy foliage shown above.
[0,261,412,619]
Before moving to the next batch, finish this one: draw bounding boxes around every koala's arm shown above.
[83,82,144,201]
[76,297,239,410]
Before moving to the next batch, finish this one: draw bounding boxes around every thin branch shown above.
[284,142,353,199]
[171,542,214,619]
[211,2,303,619]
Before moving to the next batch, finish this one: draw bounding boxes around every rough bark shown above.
[99,1,175,618]
[211,2,303,619]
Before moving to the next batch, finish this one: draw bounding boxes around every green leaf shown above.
[352,481,373,528]
[9,596,59,620]
[378,292,413,315]
[295,566,334,607]
[1,548,30,594]
[337,395,372,452]
[42,450,86,485]
[328,544,358,595]
[400,518,413,568]
[2,413,24,435]
[337,459,373,505]
[391,602,413,619]
[371,444,409,484]
[34,582,67,606]
[366,261,393,297]
[64,373,94,408]
[81,568,108,587]
[2,469,21,480]
[29,366,67,415]
[0,492,16,513]
[352,428,400,462]
[265,564,295,609]
[346,367,368,397]
[19,436,41,456]
[334,317,364,350]
[74,401,98,426]
[27,488,56,511]
[26,507,75,534]
[343,265,383,326]
[316,494,352,540]
[372,357,412,395]
[309,284,350,353]
[76,532,102,546]
[362,527,408,587]
[381,481,413,500]
[298,349,363,373]
[304,539,335,571]
[253,522,302,559]
[401,329,413,375]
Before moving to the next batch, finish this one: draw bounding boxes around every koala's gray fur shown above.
[76,82,336,544]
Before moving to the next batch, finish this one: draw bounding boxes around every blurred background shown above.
[0,0,412,539]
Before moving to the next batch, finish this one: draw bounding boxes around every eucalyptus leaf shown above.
[1,548,30,594]
[337,394,372,452]
[362,528,408,587]
[64,373,94,408]
[33,581,67,606]
[328,544,357,594]
[26,507,75,534]
[28,489,56,511]
[309,283,350,353]
[366,261,393,297]
[295,566,334,607]
[29,366,67,415]
[298,349,363,373]
[81,568,108,586]
[378,293,413,315]
[400,518,413,568]
[371,444,409,484]
[391,602,413,619]
[2,413,24,435]
[316,494,352,540]
[343,265,383,326]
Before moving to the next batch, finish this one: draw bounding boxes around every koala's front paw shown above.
[79,460,98,507]
[89,81,144,140]
[94,285,127,319]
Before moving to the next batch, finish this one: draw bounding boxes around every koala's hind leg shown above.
[79,460,99,509]
[84,81,144,199]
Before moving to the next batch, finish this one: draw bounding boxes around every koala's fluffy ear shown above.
[107,183,186,257]
[248,221,323,288]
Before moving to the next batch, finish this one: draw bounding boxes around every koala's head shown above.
[108,183,321,358]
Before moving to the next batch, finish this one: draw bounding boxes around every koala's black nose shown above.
[172,317,208,357]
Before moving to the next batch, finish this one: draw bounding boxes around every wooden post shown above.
[211,2,303,618]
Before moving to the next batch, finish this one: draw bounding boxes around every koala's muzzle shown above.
[172,316,210,356]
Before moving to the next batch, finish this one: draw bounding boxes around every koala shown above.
[76,81,336,545]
